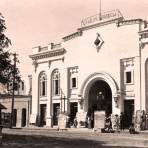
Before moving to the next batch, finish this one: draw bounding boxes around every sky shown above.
[1,0,148,78]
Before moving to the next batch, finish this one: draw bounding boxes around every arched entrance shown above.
[88,80,112,116]
[80,72,119,115]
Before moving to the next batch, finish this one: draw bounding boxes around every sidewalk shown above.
[2,127,148,135]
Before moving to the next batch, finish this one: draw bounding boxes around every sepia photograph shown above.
[0,0,148,147]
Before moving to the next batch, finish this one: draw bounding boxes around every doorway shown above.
[12,109,17,127]
[40,104,47,126]
[88,80,112,115]
[87,80,112,128]
[21,108,26,127]
[70,102,78,125]
[53,103,60,125]
[124,100,134,128]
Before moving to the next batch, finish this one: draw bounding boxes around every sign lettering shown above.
[81,10,123,27]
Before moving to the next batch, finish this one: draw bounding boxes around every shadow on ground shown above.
[0,134,141,148]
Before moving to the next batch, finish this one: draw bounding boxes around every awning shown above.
[0,103,7,109]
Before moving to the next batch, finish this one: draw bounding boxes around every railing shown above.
[39,46,48,52]
[52,43,61,49]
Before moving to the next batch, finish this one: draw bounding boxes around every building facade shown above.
[30,10,148,128]
[0,77,32,128]
[0,95,31,128]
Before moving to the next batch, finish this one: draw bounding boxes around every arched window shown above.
[52,69,60,96]
[39,72,47,97]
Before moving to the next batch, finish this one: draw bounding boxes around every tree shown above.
[0,13,20,89]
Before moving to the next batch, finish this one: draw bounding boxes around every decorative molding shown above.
[29,48,66,60]
[117,19,143,27]
[48,57,65,68]
[62,30,82,42]
[32,56,64,70]
[139,38,148,49]
[32,60,38,72]
[140,42,146,49]
[80,72,119,98]
[69,66,78,74]
[48,61,51,68]
[121,57,135,68]
[94,33,104,52]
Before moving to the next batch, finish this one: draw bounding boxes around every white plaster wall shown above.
[31,21,143,123]
[62,22,140,114]
[141,44,148,112]
[63,23,139,90]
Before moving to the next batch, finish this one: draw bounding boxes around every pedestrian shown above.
[105,114,112,132]
[129,123,136,134]
[87,116,92,129]
[114,114,120,132]
[73,117,77,128]
[120,112,125,131]
[140,115,145,130]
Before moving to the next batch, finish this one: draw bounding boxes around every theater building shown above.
[29,10,148,128]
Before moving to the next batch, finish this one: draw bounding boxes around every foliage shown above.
[0,13,20,86]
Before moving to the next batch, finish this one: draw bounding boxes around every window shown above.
[55,80,59,95]
[52,69,60,96]
[39,72,47,97]
[125,71,132,83]
[22,81,24,91]
[72,77,77,88]
[69,67,78,89]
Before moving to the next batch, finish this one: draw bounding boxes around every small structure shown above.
[94,111,105,132]
[0,94,31,128]
[58,113,67,130]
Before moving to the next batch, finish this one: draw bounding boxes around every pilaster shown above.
[46,70,52,127]
[30,70,39,125]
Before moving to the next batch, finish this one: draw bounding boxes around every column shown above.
[46,70,52,127]
[30,72,39,126]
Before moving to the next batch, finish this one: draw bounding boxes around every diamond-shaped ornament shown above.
[94,38,101,46]
[94,33,104,52]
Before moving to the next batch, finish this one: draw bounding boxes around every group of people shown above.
[71,112,139,134]
[104,112,138,134]
[104,113,125,132]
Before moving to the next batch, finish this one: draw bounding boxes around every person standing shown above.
[114,114,120,132]
[120,112,125,131]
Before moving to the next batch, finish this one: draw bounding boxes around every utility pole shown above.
[10,53,17,128]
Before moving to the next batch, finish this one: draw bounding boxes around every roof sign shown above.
[81,9,123,28]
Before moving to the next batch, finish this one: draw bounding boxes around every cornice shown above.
[139,29,148,35]
[62,30,82,42]
[117,19,143,27]
[62,18,145,43]
[62,18,123,42]
[29,48,66,60]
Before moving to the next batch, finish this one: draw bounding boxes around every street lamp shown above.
[62,96,66,113]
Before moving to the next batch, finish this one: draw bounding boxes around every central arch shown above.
[88,80,112,116]
[80,72,119,114]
